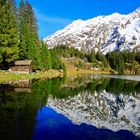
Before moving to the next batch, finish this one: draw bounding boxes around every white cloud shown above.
[34,8,72,25]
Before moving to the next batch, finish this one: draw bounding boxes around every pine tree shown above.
[96,52,108,67]
[116,53,124,74]
[0,0,19,69]
[87,51,96,63]
[50,50,62,70]
[19,0,28,59]
[25,1,41,69]
[19,0,41,69]
[136,52,140,64]
[40,42,51,70]
[7,0,17,16]
[0,0,6,6]
[106,52,124,74]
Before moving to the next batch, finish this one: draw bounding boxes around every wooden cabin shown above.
[9,60,32,74]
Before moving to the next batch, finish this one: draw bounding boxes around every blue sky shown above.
[16,0,140,38]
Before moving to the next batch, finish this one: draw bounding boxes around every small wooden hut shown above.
[9,60,32,74]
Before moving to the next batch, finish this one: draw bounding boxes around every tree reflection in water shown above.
[0,76,140,140]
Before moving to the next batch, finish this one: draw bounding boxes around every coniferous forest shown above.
[0,0,64,71]
[52,45,140,74]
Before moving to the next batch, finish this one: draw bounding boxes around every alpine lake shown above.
[0,75,140,140]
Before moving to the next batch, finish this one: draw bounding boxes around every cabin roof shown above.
[14,60,32,66]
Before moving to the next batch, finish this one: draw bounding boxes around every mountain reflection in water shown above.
[0,76,140,140]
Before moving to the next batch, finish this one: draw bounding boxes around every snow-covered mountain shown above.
[47,91,140,136]
[44,8,140,54]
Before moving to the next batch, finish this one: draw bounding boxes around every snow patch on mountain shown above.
[44,8,140,54]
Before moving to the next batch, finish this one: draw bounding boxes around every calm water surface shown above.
[0,75,140,140]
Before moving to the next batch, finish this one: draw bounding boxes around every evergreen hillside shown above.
[52,45,140,74]
[0,0,64,71]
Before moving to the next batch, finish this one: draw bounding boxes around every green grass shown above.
[0,69,63,83]
[61,57,110,77]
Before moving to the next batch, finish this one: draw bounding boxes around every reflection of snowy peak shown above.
[44,8,140,54]
[47,91,140,136]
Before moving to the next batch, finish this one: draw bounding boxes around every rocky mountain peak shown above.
[44,8,140,54]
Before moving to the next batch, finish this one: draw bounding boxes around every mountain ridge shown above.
[44,8,140,54]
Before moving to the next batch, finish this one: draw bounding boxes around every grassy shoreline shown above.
[0,69,63,83]
[1,68,139,83]
[66,68,110,77]
[0,68,110,83]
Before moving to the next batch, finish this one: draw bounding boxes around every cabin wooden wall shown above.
[9,65,32,73]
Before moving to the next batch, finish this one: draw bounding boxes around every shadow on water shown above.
[0,76,140,140]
